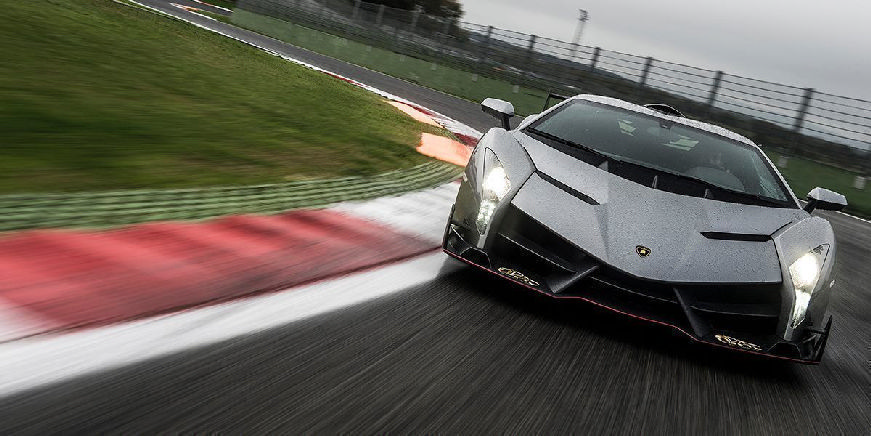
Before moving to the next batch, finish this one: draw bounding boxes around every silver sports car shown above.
[443,94,848,363]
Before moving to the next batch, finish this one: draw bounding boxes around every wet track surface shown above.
[1,1,868,432]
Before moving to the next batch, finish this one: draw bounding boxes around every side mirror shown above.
[481,98,514,130]
[804,187,847,213]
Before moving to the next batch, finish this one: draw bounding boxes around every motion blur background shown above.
[235,0,871,216]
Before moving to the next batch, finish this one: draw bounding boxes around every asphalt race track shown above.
[0,2,868,433]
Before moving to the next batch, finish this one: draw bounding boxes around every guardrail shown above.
[237,0,870,174]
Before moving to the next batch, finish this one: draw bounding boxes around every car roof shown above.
[570,95,758,148]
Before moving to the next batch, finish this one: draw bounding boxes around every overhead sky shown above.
[462,0,871,101]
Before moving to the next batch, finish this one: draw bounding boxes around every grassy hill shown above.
[0,0,446,194]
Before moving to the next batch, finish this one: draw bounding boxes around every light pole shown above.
[570,9,589,62]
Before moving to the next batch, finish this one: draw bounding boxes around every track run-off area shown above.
[0,1,869,433]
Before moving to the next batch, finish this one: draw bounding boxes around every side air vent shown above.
[701,232,770,242]
[536,172,599,205]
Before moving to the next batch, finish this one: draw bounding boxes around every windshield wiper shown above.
[649,168,788,207]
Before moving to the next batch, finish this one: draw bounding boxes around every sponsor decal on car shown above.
[714,334,763,352]
[497,267,540,287]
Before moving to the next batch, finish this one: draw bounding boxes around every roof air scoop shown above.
[644,103,684,117]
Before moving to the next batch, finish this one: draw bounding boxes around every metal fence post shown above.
[524,34,538,83]
[439,17,453,50]
[375,4,385,27]
[589,47,600,71]
[352,0,361,20]
[707,71,724,108]
[793,88,815,132]
[318,0,327,19]
[478,25,493,62]
[442,17,452,36]
[410,7,420,33]
[638,56,654,87]
[292,0,304,17]
[526,34,537,63]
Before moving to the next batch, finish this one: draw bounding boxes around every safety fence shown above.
[236,0,870,174]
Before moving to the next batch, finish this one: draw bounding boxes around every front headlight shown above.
[481,149,510,201]
[788,244,829,328]
[476,149,511,234]
[482,166,510,200]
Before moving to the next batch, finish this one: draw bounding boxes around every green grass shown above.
[0,0,447,194]
[765,151,870,218]
[232,10,550,115]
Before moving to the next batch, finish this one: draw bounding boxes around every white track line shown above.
[0,252,461,398]
[332,183,459,245]
[189,0,231,13]
[836,210,871,224]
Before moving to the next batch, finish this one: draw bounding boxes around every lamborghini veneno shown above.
[443,94,848,363]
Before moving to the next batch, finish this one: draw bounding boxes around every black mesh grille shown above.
[586,266,678,303]
[680,283,782,335]
[697,311,780,336]
[682,283,781,306]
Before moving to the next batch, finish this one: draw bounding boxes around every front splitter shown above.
[443,230,829,365]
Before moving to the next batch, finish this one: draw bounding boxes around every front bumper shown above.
[443,205,831,364]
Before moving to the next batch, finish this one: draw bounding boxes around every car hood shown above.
[510,132,808,283]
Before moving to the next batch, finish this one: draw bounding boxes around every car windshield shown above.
[527,100,793,204]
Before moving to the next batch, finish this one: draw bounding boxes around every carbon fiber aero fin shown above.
[672,287,712,338]
[548,262,599,294]
[810,315,833,362]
